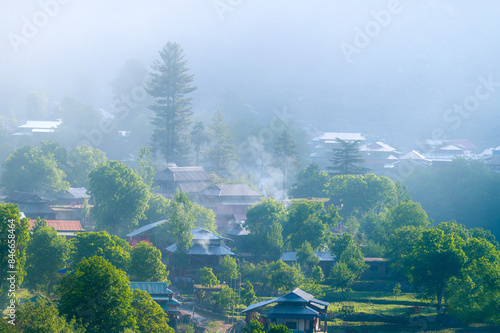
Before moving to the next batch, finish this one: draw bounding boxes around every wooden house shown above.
[362,257,388,279]
[242,288,330,333]
[154,166,211,197]
[28,219,84,238]
[280,252,335,275]
[4,192,56,220]
[125,220,168,247]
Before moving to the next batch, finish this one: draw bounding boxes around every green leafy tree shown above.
[206,110,237,176]
[190,121,209,165]
[129,242,169,283]
[58,256,136,333]
[274,130,300,197]
[41,140,68,167]
[147,42,196,165]
[385,226,424,278]
[211,285,236,311]
[244,319,264,333]
[167,201,194,253]
[245,199,286,259]
[1,145,69,194]
[88,160,149,235]
[132,289,174,333]
[268,261,303,294]
[329,262,356,296]
[200,267,219,287]
[386,200,430,234]
[0,204,30,308]
[66,145,107,187]
[71,231,131,271]
[284,200,339,250]
[190,202,217,232]
[408,229,466,315]
[26,91,47,119]
[219,255,239,284]
[25,225,69,293]
[268,324,293,333]
[296,241,319,273]
[288,163,330,198]
[15,299,85,333]
[325,174,396,218]
[137,147,156,189]
[311,266,325,283]
[327,138,369,176]
[241,281,257,306]
[331,233,367,278]
[140,194,172,227]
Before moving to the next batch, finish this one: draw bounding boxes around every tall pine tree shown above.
[327,138,369,175]
[147,42,196,165]
[207,110,237,176]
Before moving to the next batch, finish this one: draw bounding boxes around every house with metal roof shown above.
[154,165,211,197]
[280,251,335,275]
[130,282,181,327]
[3,191,57,220]
[242,288,330,333]
[125,220,168,246]
[165,227,235,281]
[28,219,84,238]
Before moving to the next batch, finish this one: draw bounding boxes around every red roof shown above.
[29,220,84,231]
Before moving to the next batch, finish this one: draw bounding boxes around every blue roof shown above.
[126,220,168,237]
[242,288,330,313]
[267,305,321,319]
[280,251,335,262]
[130,282,173,295]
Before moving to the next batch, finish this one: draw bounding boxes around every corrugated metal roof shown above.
[29,220,83,231]
[126,220,167,237]
[242,288,330,313]
[19,120,62,129]
[130,282,173,295]
[155,166,211,182]
[178,182,210,193]
[267,305,320,319]
[314,132,366,142]
[203,184,262,197]
[280,252,334,262]
[5,192,45,203]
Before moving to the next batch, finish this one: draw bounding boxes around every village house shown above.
[3,191,57,220]
[28,219,84,238]
[309,132,366,171]
[242,288,330,333]
[130,282,181,327]
[125,220,168,247]
[280,251,335,275]
[154,165,211,197]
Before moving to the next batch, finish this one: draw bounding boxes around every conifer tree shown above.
[327,138,369,175]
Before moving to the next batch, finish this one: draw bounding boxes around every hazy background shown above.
[2,0,500,149]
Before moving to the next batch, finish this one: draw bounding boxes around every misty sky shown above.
[2,0,500,148]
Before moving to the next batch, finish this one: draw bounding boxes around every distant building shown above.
[3,191,56,220]
[154,165,211,197]
[362,258,388,280]
[125,220,168,247]
[242,288,330,333]
[28,219,84,238]
[360,141,400,175]
[280,251,335,275]
[11,120,62,139]
[309,132,366,171]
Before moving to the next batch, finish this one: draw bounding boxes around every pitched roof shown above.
[29,220,83,231]
[280,251,335,262]
[126,220,167,238]
[225,226,250,236]
[155,166,211,182]
[360,142,398,152]
[165,242,235,256]
[242,288,330,313]
[130,282,174,295]
[178,182,210,193]
[4,192,46,203]
[59,187,89,199]
[203,184,263,197]
[18,120,62,129]
[314,132,366,142]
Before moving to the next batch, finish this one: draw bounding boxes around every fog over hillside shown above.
[2,0,500,148]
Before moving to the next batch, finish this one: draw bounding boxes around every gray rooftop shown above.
[280,251,335,262]
[126,220,167,238]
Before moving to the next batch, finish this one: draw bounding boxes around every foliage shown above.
[190,202,217,232]
[137,147,156,189]
[241,281,257,306]
[147,41,196,165]
[200,267,219,287]
[361,240,386,258]
[190,121,209,165]
[129,241,169,283]
[25,225,69,293]
[244,319,264,333]
[166,201,194,253]
[325,174,396,218]
[288,162,330,198]
[132,289,174,333]
[26,91,47,119]
[140,193,172,228]
[327,138,370,176]
[300,281,325,299]
[66,145,107,187]
[71,231,131,271]
[331,233,368,278]
[284,200,340,250]
[386,200,430,234]
[311,266,325,283]
[88,160,149,235]
[296,241,319,273]
[405,158,500,238]
[408,228,466,315]
[58,256,136,333]
[219,255,239,284]
[16,298,86,333]
[245,198,286,259]
[41,140,68,167]
[268,324,293,333]
[273,130,300,196]
[385,226,424,278]
[268,260,304,294]
[393,283,401,299]
[206,110,238,176]
[1,145,69,194]
[0,204,30,308]
[329,262,356,295]
[211,285,237,311]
